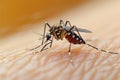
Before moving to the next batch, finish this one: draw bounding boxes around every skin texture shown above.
[0,1,120,80]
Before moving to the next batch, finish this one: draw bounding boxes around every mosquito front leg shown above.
[40,39,53,52]
[50,37,53,47]
[29,44,43,51]
[42,22,51,45]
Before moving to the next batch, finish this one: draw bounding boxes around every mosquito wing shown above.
[63,26,92,33]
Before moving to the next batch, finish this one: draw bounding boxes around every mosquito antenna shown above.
[86,43,118,54]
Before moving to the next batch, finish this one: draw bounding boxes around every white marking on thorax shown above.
[76,37,79,40]
[57,32,60,35]
[68,32,71,35]
[72,35,75,38]
[59,27,62,30]
[79,40,82,42]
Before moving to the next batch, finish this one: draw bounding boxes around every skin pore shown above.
[0,1,120,80]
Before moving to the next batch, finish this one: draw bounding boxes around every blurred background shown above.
[0,0,87,39]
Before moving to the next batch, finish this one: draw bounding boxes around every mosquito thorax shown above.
[49,25,64,40]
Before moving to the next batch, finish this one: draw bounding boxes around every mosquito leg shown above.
[29,44,43,51]
[86,43,119,54]
[30,37,53,52]
[73,26,82,37]
[65,21,83,39]
[60,20,65,26]
[42,22,51,45]
[40,40,52,52]
[40,37,53,52]
[68,43,72,62]
[50,37,53,47]
[68,43,74,66]
[65,20,72,27]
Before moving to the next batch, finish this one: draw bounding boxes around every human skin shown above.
[0,1,120,80]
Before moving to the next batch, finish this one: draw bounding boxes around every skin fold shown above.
[0,1,120,80]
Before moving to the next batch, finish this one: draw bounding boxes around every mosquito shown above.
[30,20,118,62]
